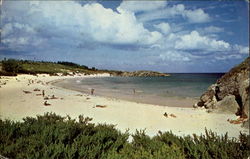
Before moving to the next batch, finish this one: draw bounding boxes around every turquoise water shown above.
[77,73,224,97]
[56,73,224,107]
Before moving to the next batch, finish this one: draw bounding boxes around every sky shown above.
[0,0,249,73]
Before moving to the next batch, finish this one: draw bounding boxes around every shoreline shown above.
[52,77,199,108]
[0,73,248,138]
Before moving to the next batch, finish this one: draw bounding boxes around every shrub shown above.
[0,113,249,159]
[57,61,89,70]
[0,70,17,76]
[2,59,22,73]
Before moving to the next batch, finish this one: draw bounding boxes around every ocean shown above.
[54,73,224,107]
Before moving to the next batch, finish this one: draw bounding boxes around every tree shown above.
[2,59,22,73]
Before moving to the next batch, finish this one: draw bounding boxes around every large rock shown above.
[212,95,239,113]
[194,57,249,119]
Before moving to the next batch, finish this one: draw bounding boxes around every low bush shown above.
[0,113,249,159]
[1,59,22,74]
[0,59,93,75]
[0,70,17,76]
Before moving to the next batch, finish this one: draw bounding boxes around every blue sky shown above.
[0,0,249,73]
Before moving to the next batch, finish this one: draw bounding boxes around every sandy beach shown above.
[0,74,248,138]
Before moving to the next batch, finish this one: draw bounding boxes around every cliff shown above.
[194,57,249,126]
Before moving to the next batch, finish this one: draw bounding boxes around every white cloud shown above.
[233,45,249,54]
[2,1,163,49]
[2,0,247,66]
[80,3,163,45]
[175,31,230,51]
[137,3,210,23]
[117,1,167,13]
[215,54,242,60]
[203,26,224,33]
[2,23,36,37]
[159,51,191,62]
[183,9,210,23]
[1,23,13,37]
[154,23,171,34]
[2,22,44,50]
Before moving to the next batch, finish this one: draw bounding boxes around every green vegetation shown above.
[0,59,112,76]
[1,59,22,74]
[0,58,168,77]
[0,113,249,159]
[57,61,89,70]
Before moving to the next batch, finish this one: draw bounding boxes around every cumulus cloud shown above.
[2,1,162,51]
[2,22,44,50]
[183,8,210,23]
[232,45,249,54]
[1,0,248,66]
[137,3,210,23]
[175,31,230,51]
[154,23,171,34]
[118,1,167,12]
[81,3,162,45]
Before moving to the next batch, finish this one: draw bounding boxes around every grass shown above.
[0,59,114,76]
[0,58,167,76]
[0,113,249,159]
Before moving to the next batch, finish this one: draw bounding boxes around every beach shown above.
[0,74,248,138]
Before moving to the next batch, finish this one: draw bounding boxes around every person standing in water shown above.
[91,88,95,95]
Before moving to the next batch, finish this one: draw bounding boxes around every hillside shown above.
[194,57,249,127]
[0,59,169,77]
[0,59,121,76]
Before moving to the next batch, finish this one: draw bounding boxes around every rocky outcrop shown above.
[113,70,170,77]
[194,57,249,120]
[212,95,239,114]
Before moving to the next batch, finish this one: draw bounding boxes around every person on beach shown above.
[133,89,136,94]
[42,90,45,97]
[91,88,95,95]
[215,86,220,101]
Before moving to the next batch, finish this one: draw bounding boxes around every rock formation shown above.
[194,57,249,124]
[114,70,170,77]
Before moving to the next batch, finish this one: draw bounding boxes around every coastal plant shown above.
[0,59,101,76]
[0,113,249,159]
[155,129,250,159]
[1,59,22,74]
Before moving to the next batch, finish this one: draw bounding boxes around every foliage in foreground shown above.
[0,113,249,159]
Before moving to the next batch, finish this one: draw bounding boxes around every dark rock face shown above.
[114,71,170,77]
[194,57,249,119]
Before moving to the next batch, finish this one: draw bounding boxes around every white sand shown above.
[0,74,248,138]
